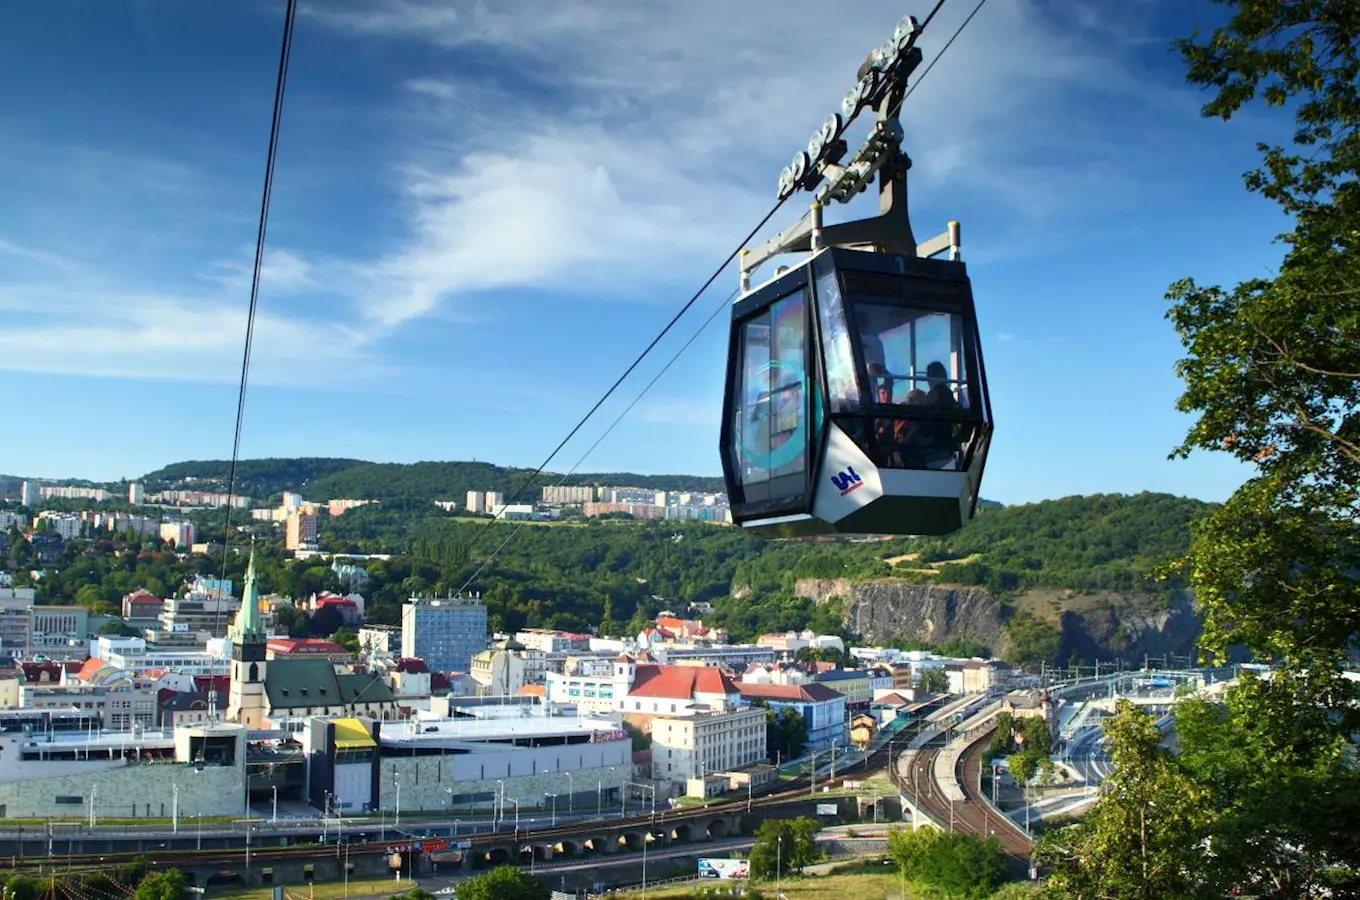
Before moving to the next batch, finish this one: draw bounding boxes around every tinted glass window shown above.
[842,297,981,472]
[813,264,860,414]
[851,301,972,409]
[731,290,809,506]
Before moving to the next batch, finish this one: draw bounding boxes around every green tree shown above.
[132,869,187,900]
[1005,611,1062,668]
[748,817,820,879]
[4,875,41,900]
[1035,701,1218,899]
[887,826,1007,899]
[917,667,949,695]
[454,865,550,900]
[331,626,360,652]
[1135,3,1360,894]
[1172,673,1360,893]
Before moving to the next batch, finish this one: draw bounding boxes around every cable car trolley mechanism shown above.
[720,10,993,540]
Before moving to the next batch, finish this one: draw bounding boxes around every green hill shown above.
[139,458,727,504]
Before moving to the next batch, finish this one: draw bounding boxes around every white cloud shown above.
[309,0,1200,333]
[0,280,384,387]
[0,237,75,272]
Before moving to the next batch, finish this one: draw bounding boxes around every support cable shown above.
[450,0,991,590]
[455,286,742,594]
[214,0,299,635]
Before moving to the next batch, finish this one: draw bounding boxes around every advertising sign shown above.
[816,803,839,815]
[698,858,750,880]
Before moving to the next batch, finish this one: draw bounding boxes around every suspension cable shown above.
[214,0,298,635]
[454,200,791,556]
[450,0,991,590]
[455,286,743,593]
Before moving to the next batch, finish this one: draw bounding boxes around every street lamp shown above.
[495,780,505,831]
[546,793,557,827]
[271,786,278,825]
[172,783,179,834]
[394,775,401,826]
[564,771,574,812]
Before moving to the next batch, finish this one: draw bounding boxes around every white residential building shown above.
[651,706,767,790]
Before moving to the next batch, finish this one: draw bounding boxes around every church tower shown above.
[226,551,268,728]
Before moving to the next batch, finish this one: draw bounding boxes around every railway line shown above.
[0,731,907,873]
[891,730,1032,864]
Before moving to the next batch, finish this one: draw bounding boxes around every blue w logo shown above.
[831,466,863,495]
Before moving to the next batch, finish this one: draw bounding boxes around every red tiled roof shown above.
[76,657,111,682]
[194,674,230,694]
[737,682,845,703]
[626,665,736,700]
[394,658,429,673]
[517,684,545,696]
[655,617,686,631]
[873,692,912,706]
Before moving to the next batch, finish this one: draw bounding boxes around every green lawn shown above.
[206,876,417,900]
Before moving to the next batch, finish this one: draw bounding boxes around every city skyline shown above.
[0,1,1284,506]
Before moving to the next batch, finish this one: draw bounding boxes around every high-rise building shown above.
[400,596,488,673]
[465,491,485,514]
[128,482,145,505]
[0,587,36,657]
[541,485,593,505]
[19,481,38,507]
[285,513,318,550]
[159,521,195,547]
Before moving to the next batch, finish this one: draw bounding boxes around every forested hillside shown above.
[138,458,726,504]
[7,490,1211,658]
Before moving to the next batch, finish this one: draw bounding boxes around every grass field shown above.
[611,873,907,898]
[205,877,417,900]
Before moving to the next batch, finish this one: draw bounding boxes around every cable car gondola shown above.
[719,12,992,540]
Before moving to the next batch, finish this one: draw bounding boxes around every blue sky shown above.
[0,0,1292,506]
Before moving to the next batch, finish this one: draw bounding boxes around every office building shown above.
[400,596,488,673]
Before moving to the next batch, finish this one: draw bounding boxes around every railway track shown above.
[0,733,909,873]
[890,730,1032,864]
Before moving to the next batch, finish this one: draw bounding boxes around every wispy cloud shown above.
[0,237,75,272]
[309,0,1204,333]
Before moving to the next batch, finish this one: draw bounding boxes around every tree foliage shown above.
[1036,702,1218,899]
[748,817,820,878]
[454,865,550,900]
[887,826,1008,899]
[917,667,950,695]
[132,870,187,900]
[1047,4,1360,895]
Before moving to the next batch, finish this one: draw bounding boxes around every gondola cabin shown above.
[720,245,991,539]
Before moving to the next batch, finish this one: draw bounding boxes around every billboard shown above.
[698,858,750,880]
[816,803,839,815]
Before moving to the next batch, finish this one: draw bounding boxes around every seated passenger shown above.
[924,361,958,410]
[920,361,962,463]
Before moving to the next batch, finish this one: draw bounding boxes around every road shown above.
[1061,725,1113,785]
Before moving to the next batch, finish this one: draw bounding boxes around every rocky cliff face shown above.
[794,578,1203,663]
[796,578,1008,651]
